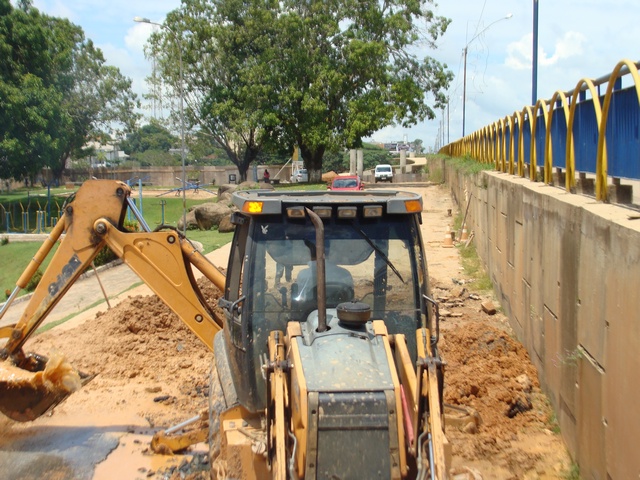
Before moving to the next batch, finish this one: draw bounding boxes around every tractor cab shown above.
[220,189,434,413]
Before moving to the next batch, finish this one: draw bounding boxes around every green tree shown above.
[257,0,453,181]
[0,1,139,183]
[121,120,178,155]
[188,131,231,166]
[145,1,273,181]
[136,149,179,167]
[146,0,451,183]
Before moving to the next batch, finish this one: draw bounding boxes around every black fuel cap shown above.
[336,301,371,327]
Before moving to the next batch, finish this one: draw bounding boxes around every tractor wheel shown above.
[208,362,228,479]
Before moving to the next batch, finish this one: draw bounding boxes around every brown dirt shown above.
[0,184,572,479]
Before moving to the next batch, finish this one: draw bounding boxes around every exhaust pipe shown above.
[305,208,327,332]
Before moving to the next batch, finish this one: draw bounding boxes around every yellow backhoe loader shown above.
[0,179,451,479]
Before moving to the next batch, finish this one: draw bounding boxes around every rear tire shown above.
[209,362,227,479]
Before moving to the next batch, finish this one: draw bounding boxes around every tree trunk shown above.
[299,144,326,183]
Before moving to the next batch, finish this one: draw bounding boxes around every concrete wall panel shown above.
[444,165,640,477]
[602,221,640,479]
[577,354,606,480]
[577,213,609,367]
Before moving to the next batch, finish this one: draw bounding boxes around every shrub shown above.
[26,269,43,292]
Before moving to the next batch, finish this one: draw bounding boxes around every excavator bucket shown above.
[0,352,90,422]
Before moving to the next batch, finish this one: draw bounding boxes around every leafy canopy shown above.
[148,0,451,182]
[0,0,140,182]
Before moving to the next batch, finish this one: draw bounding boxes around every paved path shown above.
[0,243,232,330]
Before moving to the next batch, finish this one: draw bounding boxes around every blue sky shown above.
[32,0,639,151]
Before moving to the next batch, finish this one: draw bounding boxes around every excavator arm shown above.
[0,180,226,422]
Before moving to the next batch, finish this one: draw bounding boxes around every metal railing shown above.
[440,59,640,203]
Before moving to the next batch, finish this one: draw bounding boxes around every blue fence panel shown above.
[607,86,640,179]
[550,103,568,169]
[534,113,546,167]
[513,122,521,164]
[505,125,512,166]
[573,97,598,173]
[522,118,532,166]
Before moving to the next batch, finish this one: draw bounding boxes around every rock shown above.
[217,184,237,199]
[468,293,481,300]
[506,394,532,418]
[218,214,236,233]
[451,286,467,298]
[481,300,497,315]
[515,374,533,392]
[188,240,204,253]
[462,421,478,434]
[179,360,193,369]
[193,202,233,230]
[177,209,198,231]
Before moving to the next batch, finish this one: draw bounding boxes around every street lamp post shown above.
[532,0,539,105]
[134,16,187,236]
[462,13,513,137]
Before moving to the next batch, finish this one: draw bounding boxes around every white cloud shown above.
[126,23,155,52]
[506,31,587,70]
[30,0,640,150]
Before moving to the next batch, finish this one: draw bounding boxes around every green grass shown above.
[0,181,329,304]
[457,242,493,291]
[186,229,234,253]
[447,155,495,175]
[0,186,70,204]
[564,463,581,480]
[1,241,60,300]
[273,182,327,191]
[0,193,229,302]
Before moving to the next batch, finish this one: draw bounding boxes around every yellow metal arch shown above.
[530,99,550,181]
[500,115,513,173]
[519,106,534,178]
[597,59,640,201]
[545,91,571,185]
[508,112,522,175]
[497,118,506,170]
[491,122,498,166]
[566,77,603,194]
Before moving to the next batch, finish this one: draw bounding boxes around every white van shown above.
[374,164,393,183]
[290,168,309,183]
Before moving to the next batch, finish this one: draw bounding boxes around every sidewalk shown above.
[0,243,232,331]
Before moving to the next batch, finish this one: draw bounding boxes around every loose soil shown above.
[0,184,572,479]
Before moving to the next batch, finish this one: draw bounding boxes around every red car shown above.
[328,175,364,191]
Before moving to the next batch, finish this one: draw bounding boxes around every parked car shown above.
[374,164,393,183]
[328,175,364,191]
[290,168,309,183]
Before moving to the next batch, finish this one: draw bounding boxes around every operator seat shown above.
[291,260,354,320]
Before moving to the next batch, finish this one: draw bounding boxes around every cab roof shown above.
[232,189,422,215]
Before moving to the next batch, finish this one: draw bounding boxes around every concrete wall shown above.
[437,159,640,479]
[65,164,294,188]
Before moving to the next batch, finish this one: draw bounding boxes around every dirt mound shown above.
[30,278,222,427]
[440,321,562,476]
[442,321,542,434]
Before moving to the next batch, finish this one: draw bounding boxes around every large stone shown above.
[217,184,237,203]
[193,203,233,230]
[218,214,236,233]
[177,210,198,231]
